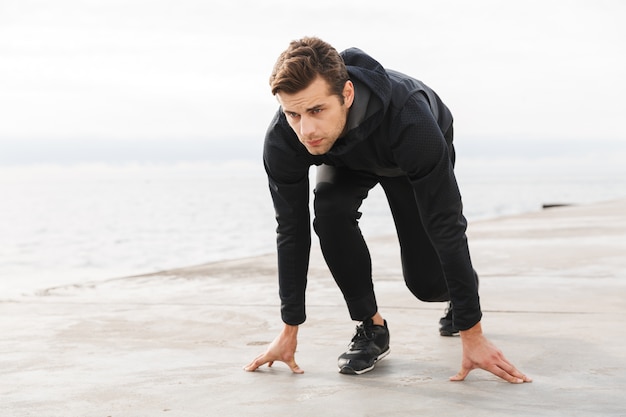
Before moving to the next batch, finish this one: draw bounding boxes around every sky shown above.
[1,0,625,165]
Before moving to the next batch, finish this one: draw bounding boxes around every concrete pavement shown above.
[1,198,626,416]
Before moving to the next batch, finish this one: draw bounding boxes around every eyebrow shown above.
[285,104,323,114]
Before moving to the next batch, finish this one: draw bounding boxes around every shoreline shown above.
[28,195,626,297]
[3,158,626,297]
[16,195,626,300]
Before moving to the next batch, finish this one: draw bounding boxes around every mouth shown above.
[306,138,324,147]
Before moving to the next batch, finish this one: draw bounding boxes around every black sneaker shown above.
[439,302,459,336]
[338,319,390,375]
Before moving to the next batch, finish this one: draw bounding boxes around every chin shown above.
[306,147,329,155]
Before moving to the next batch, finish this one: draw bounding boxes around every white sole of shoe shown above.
[338,348,390,375]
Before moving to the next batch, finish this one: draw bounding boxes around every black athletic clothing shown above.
[263,47,481,330]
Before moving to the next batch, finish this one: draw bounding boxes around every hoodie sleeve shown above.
[390,97,482,330]
[263,114,312,325]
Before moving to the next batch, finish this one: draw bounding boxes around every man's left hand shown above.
[451,321,532,384]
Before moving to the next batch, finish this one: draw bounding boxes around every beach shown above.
[1,197,625,416]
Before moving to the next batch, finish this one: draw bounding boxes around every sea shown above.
[2,139,625,298]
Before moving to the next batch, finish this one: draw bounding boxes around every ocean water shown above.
[1,149,625,298]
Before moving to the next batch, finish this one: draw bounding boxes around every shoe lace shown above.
[350,323,376,349]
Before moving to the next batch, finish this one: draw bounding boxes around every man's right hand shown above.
[244,324,304,374]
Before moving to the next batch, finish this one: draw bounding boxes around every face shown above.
[276,76,354,155]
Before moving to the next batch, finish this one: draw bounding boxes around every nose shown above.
[299,115,315,138]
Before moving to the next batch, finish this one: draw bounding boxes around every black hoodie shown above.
[263,48,482,330]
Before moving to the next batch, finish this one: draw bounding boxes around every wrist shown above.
[282,323,299,336]
[460,320,483,340]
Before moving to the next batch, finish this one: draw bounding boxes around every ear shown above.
[343,80,355,108]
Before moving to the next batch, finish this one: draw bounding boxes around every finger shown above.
[487,363,531,384]
[495,359,533,383]
[501,367,532,383]
[244,354,268,372]
[243,362,258,372]
[450,366,471,381]
[493,366,524,383]
[288,360,304,374]
[243,360,261,372]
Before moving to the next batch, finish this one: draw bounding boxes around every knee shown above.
[314,182,350,214]
[405,275,450,302]
[313,210,359,238]
[313,186,361,237]
[314,182,361,216]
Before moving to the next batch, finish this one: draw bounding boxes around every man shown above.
[245,37,531,383]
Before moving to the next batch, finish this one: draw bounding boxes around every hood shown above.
[327,48,392,155]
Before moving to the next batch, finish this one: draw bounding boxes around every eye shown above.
[286,112,300,119]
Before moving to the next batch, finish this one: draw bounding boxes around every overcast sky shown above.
[1,0,625,164]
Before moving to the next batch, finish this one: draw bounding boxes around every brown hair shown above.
[269,37,349,103]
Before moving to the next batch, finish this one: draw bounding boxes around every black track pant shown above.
[313,166,450,321]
